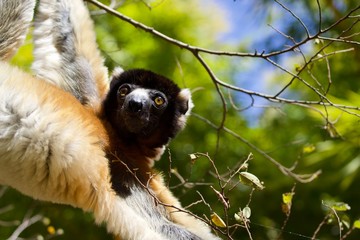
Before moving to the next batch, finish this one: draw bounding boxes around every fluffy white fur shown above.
[0,0,35,60]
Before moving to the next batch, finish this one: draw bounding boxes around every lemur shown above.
[0,0,220,239]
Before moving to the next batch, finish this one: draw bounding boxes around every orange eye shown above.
[118,86,129,97]
[154,96,165,106]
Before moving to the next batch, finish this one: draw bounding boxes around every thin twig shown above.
[85,0,360,59]
[274,0,311,37]
[192,113,322,183]
[7,215,43,240]
[311,214,330,240]
[277,184,296,240]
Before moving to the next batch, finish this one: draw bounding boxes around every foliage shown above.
[2,0,360,239]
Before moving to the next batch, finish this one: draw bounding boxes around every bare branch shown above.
[316,0,322,33]
[192,113,322,183]
[7,214,43,240]
[85,0,360,59]
[274,0,311,37]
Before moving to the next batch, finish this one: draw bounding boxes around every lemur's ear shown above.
[112,67,125,76]
[177,89,194,115]
[109,67,125,89]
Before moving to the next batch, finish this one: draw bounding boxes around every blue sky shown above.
[213,1,270,45]
[202,1,281,123]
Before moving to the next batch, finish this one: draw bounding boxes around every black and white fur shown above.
[0,0,219,239]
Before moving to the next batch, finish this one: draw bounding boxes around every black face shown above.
[116,83,168,134]
[103,69,190,148]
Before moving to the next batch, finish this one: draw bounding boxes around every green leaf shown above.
[332,202,351,212]
[353,219,360,229]
[342,217,351,229]
[302,144,316,154]
[239,172,265,190]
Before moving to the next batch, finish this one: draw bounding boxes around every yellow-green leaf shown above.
[302,144,316,154]
[342,218,351,229]
[211,212,226,228]
[332,202,351,212]
[353,219,360,229]
[282,192,294,204]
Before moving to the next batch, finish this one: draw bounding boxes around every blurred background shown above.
[1,0,360,239]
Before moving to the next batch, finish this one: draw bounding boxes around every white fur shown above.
[179,88,194,116]
[0,62,169,239]
[111,67,125,79]
[130,88,149,99]
[0,63,104,206]
[176,88,194,130]
[0,0,35,60]
[31,0,64,87]
[96,197,165,239]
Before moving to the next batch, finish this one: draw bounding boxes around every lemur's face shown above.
[104,69,193,147]
[116,83,168,134]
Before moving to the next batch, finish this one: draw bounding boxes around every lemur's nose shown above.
[128,99,143,112]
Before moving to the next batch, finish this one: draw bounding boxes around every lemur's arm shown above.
[32,0,109,111]
[0,0,35,61]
